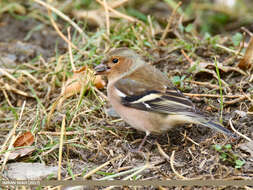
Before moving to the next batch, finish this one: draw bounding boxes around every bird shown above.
[94,47,236,151]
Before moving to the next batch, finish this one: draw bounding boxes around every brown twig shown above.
[67,27,76,72]
[1,89,13,108]
[94,87,108,100]
[147,15,155,37]
[180,132,200,146]
[229,118,252,142]
[160,1,182,42]
[241,27,253,36]
[96,0,136,22]
[170,150,188,179]
[224,96,248,105]
[0,68,21,85]
[48,9,78,51]
[1,101,26,172]
[103,0,110,36]
[58,115,66,181]
[33,0,87,39]
[156,141,170,161]
[189,80,220,89]
[41,138,79,157]
[83,154,123,179]
[216,44,243,56]
[1,82,32,97]
[181,49,194,65]
[38,131,81,136]
[184,93,247,99]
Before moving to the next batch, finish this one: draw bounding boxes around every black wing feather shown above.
[120,88,196,114]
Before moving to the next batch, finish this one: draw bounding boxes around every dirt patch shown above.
[0,14,66,61]
[1,1,253,188]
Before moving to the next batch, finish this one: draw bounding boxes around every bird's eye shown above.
[112,58,118,64]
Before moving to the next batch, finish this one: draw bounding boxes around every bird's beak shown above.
[95,64,107,72]
[94,59,110,74]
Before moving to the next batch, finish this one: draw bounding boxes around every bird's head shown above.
[94,48,145,79]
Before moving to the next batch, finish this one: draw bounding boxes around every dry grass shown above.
[0,0,253,189]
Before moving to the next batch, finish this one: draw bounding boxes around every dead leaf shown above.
[5,162,58,180]
[61,66,105,98]
[8,147,35,160]
[61,70,86,98]
[5,132,35,160]
[56,66,106,110]
[94,75,106,89]
[13,131,34,147]
[239,141,253,157]
[238,36,253,70]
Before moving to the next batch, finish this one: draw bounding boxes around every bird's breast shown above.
[107,82,175,134]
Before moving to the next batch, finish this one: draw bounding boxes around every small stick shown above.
[38,131,81,136]
[156,141,170,161]
[48,9,78,50]
[58,115,66,181]
[180,132,200,146]
[83,154,122,179]
[1,89,13,108]
[96,0,136,22]
[229,118,252,142]
[224,96,248,105]
[33,0,87,39]
[181,49,194,65]
[160,1,182,41]
[1,101,26,172]
[2,83,32,97]
[103,0,110,36]
[19,70,40,83]
[184,93,247,99]
[170,150,188,179]
[147,15,155,37]
[216,44,243,56]
[1,135,17,172]
[241,27,253,36]
[0,68,21,85]
[189,80,220,89]
[94,87,108,100]
[67,27,76,72]
[170,150,202,180]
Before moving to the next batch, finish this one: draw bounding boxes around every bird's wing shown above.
[114,63,170,95]
[114,77,196,114]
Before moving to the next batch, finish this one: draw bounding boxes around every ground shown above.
[0,0,253,189]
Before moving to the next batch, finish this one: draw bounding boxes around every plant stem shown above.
[214,57,223,123]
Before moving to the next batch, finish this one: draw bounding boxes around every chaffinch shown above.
[95,47,235,151]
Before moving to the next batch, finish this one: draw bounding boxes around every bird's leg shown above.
[136,131,150,152]
[124,132,150,152]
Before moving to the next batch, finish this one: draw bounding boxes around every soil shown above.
[1,2,253,189]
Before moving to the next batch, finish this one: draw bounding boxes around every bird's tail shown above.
[182,112,236,138]
[201,120,236,138]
